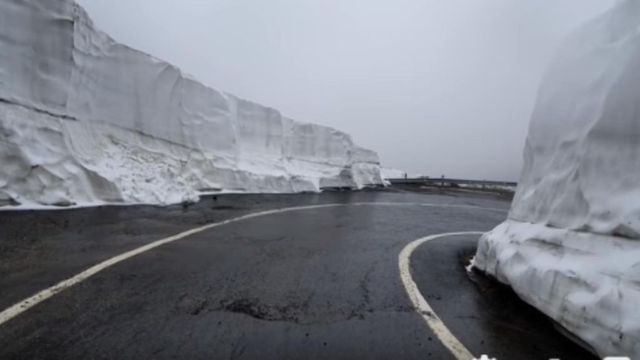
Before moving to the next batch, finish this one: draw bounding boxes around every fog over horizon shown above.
[77,0,614,181]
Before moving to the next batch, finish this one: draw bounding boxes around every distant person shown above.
[404,173,407,179]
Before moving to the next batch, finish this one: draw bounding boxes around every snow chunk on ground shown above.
[0,0,383,208]
[475,1,640,358]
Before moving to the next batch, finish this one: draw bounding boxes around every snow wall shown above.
[475,1,640,357]
[0,0,383,207]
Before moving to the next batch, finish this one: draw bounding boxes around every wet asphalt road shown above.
[0,190,593,359]
[411,235,595,360]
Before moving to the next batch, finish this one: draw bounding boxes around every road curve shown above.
[399,232,485,360]
[0,198,508,359]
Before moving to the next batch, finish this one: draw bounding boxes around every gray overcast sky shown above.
[77,0,613,181]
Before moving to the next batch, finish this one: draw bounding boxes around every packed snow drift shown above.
[475,0,640,357]
[0,0,383,208]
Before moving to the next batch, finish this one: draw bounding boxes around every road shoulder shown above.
[409,235,596,360]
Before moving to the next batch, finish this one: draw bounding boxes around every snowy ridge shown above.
[475,1,640,357]
[0,0,383,207]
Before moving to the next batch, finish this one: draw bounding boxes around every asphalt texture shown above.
[0,190,593,359]
[411,235,596,360]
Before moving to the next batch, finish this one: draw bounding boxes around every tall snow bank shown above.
[475,1,640,357]
[0,0,383,207]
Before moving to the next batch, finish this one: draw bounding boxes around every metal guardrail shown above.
[387,177,517,188]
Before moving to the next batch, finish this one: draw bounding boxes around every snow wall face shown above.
[0,0,383,207]
[475,1,640,357]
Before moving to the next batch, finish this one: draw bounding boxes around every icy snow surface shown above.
[0,0,383,208]
[475,1,640,357]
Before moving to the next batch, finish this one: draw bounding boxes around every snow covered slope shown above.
[0,0,383,207]
[475,1,640,357]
